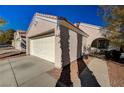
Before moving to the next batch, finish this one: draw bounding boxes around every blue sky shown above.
[0,5,104,31]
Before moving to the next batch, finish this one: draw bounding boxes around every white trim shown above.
[79,22,102,30]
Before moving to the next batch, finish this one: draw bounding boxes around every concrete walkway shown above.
[0,56,57,87]
[87,58,111,87]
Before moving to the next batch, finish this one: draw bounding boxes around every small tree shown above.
[0,33,6,44]
[98,6,124,47]
[5,29,15,44]
[0,29,15,44]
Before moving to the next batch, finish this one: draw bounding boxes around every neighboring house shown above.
[14,30,26,51]
[26,13,88,68]
[11,40,15,47]
[77,23,109,50]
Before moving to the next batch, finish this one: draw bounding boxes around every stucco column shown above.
[26,37,30,55]
[55,24,62,68]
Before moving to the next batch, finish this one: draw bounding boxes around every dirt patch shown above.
[47,68,61,80]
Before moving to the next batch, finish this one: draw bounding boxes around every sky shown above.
[0,5,104,31]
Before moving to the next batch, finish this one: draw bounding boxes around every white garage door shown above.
[30,36,55,63]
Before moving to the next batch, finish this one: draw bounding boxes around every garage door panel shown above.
[30,36,55,63]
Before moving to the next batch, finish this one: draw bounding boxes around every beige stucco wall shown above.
[55,23,87,68]
[55,26,62,68]
[79,23,104,47]
[27,14,57,37]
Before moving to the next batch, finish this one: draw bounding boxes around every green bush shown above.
[0,29,15,44]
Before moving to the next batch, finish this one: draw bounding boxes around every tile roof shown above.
[35,12,57,20]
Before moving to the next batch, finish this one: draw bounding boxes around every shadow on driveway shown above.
[77,58,100,87]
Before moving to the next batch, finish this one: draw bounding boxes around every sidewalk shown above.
[87,58,111,87]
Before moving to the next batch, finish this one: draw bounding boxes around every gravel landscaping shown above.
[107,60,124,87]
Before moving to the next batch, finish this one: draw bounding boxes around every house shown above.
[26,13,88,68]
[13,30,26,51]
[77,23,109,51]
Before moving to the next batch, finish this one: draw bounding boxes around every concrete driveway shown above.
[0,56,57,87]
